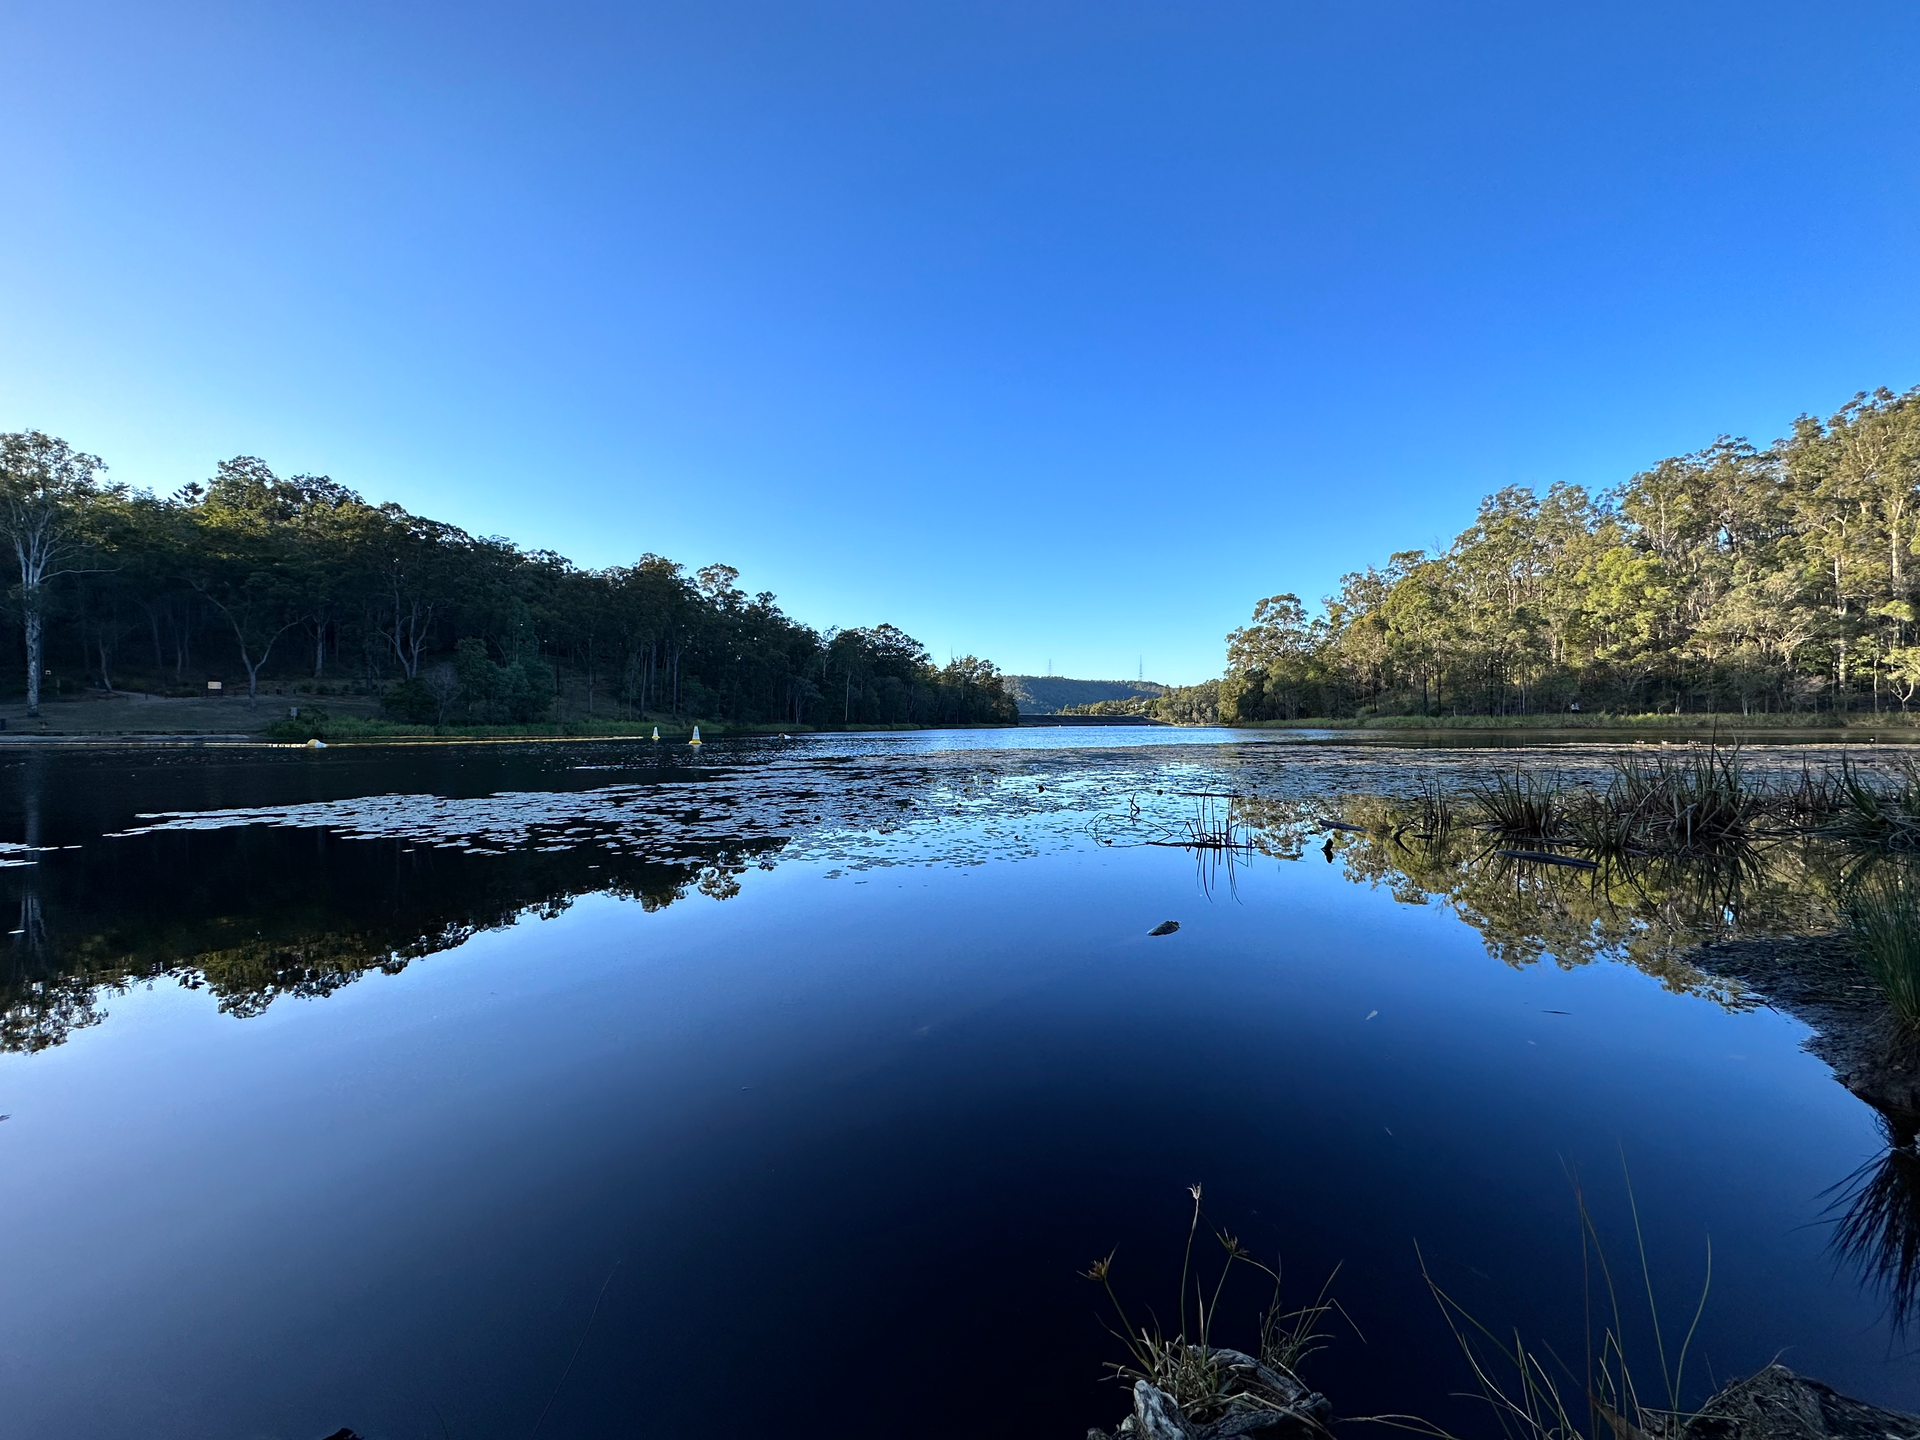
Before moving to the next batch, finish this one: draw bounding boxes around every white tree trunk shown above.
[24,605,41,717]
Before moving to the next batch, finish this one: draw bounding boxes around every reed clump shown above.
[1817,758,1920,850]
[1844,866,1920,1028]
[1468,772,1566,842]
[1452,743,1920,860]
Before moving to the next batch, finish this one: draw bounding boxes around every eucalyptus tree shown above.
[0,432,114,716]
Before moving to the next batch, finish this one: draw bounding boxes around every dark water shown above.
[0,731,1912,1438]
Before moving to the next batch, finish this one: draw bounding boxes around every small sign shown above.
[206,681,222,691]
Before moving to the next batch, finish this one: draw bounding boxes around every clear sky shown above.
[4,2,1917,684]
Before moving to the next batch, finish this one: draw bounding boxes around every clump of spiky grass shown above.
[1821,758,1920,851]
[1084,1184,1345,1425]
[1845,866,1920,1027]
[1604,744,1758,851]
[1470,772,1567,842]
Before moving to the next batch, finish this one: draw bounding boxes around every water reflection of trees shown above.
[1225,794,1920,1326]
[1233,795,1845,1000]
[0,829,777,1053]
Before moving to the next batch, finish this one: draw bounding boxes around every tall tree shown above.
[0,433,111,716]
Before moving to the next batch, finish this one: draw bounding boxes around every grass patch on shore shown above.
[259,713,1023,744]
[1845,868,1920,1028]
[1238,711,1920,732]
[261,714,810,743]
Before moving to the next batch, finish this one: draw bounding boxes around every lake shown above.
[0,728,1911,1438]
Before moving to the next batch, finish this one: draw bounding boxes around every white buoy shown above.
[651,727,660,741]
[689,725,702,745]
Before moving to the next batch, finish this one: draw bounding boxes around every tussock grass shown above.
[1844,866,1920,1027]
[1448,743,1920,860]
[1469,773,1566,842]
[1605,746,1758,850]
[1085,1184,1346,1427]
[1818,758,1920,850]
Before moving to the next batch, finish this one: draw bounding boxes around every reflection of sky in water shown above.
[1,736,1916,1436]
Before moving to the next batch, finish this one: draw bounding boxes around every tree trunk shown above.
[24,606,42,717]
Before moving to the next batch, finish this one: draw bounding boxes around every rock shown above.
[1681,1364,1920,1440]
[1149,921,1180,936]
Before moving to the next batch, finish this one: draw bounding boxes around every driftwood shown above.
[1494,849,1600,869]
[1086,1349,1330,1440]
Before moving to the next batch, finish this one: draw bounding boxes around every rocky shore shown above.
[1088,1363,1920,1440]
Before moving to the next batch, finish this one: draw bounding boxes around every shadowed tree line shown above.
[0,433,1017,727]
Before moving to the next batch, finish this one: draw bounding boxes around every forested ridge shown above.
[1210,386,1920,722]
[0,433,1017,728]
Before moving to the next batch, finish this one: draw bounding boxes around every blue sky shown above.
[4,2,1918,684]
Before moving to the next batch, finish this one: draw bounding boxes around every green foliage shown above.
[1845,866,1920,1027]
[1218,387,1920,719]
[381,678,437,723]
[0,438,1018,729]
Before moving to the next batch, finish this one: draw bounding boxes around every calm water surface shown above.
[0,728,1911,1437]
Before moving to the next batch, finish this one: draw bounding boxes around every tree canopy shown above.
[0,434,1017,728]
[1216,386,1920,720]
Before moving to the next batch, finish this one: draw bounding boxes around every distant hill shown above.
[1002,676,1168,714]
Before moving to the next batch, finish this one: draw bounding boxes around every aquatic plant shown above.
[1410,780,1455,842]
[1602,744,1758,852]
[1844,865,1920,1027]
[1084,1184,1344,1427]
[1469,772,1567,843]
[1820,757,1920,851]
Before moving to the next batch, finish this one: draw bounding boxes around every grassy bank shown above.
[262,715,1021,743]
[260,716,1024,743]
[1234,711,1920,732]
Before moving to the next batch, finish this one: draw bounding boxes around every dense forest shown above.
[1001,675,1169,713]
[1152,386,1920,723]
[0,433,1017,728]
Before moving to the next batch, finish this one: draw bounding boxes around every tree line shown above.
[0,433,1018,727]
[1218,385,1920,721]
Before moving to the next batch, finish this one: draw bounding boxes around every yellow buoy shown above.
[689,725,702,745]
[652,727,660,740]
